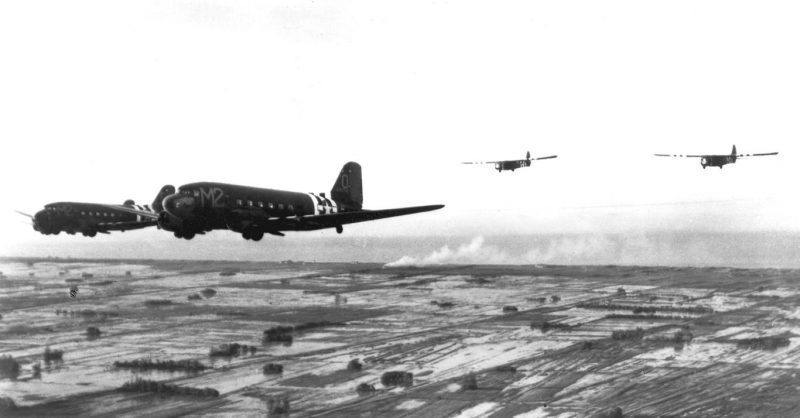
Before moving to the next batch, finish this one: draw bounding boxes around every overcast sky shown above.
[2,1,799,261]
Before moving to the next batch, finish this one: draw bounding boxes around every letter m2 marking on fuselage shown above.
[199,187,225,208]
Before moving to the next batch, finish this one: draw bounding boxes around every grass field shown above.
[1,258,799,417]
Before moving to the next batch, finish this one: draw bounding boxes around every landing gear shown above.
[183,231,195,240]
[335,225,343,234]
[242,229,264,241]
[174,232,183,239]
[82,231,97,237]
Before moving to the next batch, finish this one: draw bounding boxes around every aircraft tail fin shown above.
[732,144,738,162]
[152,185,175,213]
[526,151,531,160]
[331,162,362,211]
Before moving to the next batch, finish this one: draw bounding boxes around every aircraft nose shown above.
[162,194,195,218]
[33,210,49,231]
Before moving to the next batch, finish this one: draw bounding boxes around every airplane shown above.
[654,145,778,169]
[113,162,444,241]
[462,151,558,172]
[17,187,173,237]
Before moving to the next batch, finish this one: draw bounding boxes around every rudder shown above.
[331,162,362,210]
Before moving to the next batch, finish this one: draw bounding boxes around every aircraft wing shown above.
[104,204,160,220]
[738,152,779,157]
[534,155,558,160]
[654,154,706,158]
[96,220,158,231]
[241,204,445,232]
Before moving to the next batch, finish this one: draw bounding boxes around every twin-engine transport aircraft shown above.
[462,151,558,172]
[654,145,778,169]
[116,162,444,241]
[17,187,172,237]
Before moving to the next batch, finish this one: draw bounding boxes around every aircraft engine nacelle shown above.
[157,211,182,232]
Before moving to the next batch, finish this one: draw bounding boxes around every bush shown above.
[118,378,219,397]
[531,321,571,333]
[616,287,626,296]
[356,383,376,395]
[144,299,172,307]
[632,306,656,314]
[736,336,791,351]
[263,363,283,375]
[582,341,594,350]
[0,355,20,380]
[550,295,561,303]
[263,326,294,344]
[381,371,413,387]
[219,270,237,277]
[114,358,207,373]
[86,326,102,339]
[502,306,519,313]
[32,362,41,379]
[347,358,363,371]
[43,347,64,363]
[266,397,290,414]
[671,329,693,344]
[461,373,478,390]
[187,294,202,301]
[431,300,455,309]
[494,365,516,372]
[612,328,645,340]
[209,343,255,357]
[200,288,217,298]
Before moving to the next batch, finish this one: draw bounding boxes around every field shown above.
[1,258,799,417]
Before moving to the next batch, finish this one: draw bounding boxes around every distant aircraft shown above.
[114,162,444,241]
[462,151,558,172]
[654,145,778,169]
[17,187,172,237]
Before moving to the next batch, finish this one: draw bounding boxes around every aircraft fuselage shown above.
[32,202,154,237]
[495,160,531,172]
[700,155,735,169]
[157,182,340,240]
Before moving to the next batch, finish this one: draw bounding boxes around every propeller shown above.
[15,210,34,219]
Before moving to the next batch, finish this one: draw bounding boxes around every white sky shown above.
[2,1,799,256]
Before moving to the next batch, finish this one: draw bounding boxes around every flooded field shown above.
[1,259,800,417]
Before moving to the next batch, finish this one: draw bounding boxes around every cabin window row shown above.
[80,211,116,217]
[234,199,293,211]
